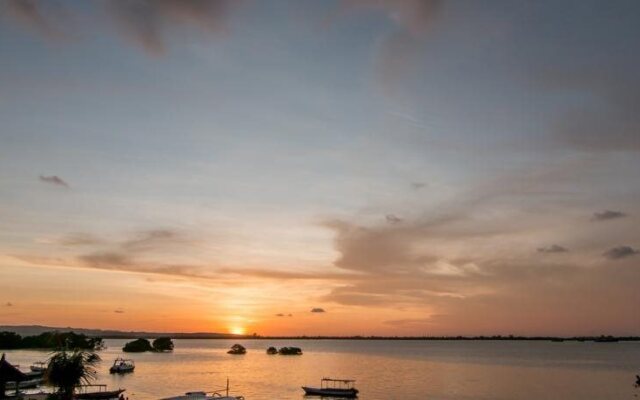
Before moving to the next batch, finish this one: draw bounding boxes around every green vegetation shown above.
[123,337,174,352]
[45,349,101,400]
[152,337,174,352]
[0,331,104,350]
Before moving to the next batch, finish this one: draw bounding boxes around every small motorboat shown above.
[302,378,359,398]
[278,346,302,355]
[109,358,135,374]
[30,361,47,373]
[227,344,246,355]
[266,346,278,355]
[160,379,244,400]
[75,385,125,400]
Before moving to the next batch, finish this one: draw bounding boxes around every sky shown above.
[0,0,639,336]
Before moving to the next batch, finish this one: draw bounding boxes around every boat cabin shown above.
[302,378,359,398]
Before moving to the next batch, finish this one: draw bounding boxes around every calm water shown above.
[5,339,640,399]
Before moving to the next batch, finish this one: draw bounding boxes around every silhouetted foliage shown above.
[0,331,22,349]
[122,338,154,353]
[152,337,174,352]
[227,344,246,354]
[278,346,302,355]
[0,331,103,350]
[266,346,277,354]
[45,349,101,400]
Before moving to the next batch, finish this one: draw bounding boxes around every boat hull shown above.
[75,389,125,400]
[302,387,359,398]
[109,366,134,374]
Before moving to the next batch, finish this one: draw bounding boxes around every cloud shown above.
[3,0,66,38]
[114,308,125,314]
[2,0,236,55]
[592,210,627,221]
[275,313,292,317]
[411,182,427,190]
[5,302,13,307]
[385,214,403,224]
[310,307,326,313]
[57,233,103,246]
[38,175,69,188]
[537,244,568,254]
[105,0,235,55]
[331,0,443,93]
[122,229,184,251]
[337,0,443,37]
[603,246,638,260]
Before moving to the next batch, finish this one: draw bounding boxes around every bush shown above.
[122,338,154,353]
[152,337,174,352]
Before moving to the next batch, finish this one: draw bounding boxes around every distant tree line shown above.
[0,331,104,350]
[122,337,174,352]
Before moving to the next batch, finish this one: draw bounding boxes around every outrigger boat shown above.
[75,384,125,400]
[109,358,135,374]
[302,378,359,398]
[160,379,244,400]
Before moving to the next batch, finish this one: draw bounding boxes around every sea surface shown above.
[4,339,640,399]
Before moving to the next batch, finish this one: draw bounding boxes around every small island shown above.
[122,337,174,352]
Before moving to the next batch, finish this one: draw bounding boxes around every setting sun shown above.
[230,327,245,336]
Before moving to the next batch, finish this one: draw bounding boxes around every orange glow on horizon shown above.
[230,326,245,335]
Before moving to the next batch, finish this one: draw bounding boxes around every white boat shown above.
[160,380,244,400]
[160,391,243,400]
[109,358,135,374]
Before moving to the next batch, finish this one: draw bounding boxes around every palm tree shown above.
[45,349,101,400]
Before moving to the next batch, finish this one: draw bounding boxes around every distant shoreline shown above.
[1,325,638,342]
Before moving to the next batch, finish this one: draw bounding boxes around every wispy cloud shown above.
[592,210,627,221]
[335,0,444,93]
[385,214,403,224]
[537,244,568,254]
[310,307,326,313]
[105,0,235,55]
[114,308,125,314]
[603,246,638,260]
[38,175,69,188]
[2,0,236,55]
[3,0,67,38]
[5,302,13,307]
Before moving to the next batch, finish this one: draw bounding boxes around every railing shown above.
[75,384,109,393]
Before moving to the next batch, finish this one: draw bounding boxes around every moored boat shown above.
[302,378,358,398]
[29,362,47,373]
[109,358,135,374]
[75,384,125,400]
[160,379,244,400]
[6,377,43,390]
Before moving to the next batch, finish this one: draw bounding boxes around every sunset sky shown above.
[0,0,639,336]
